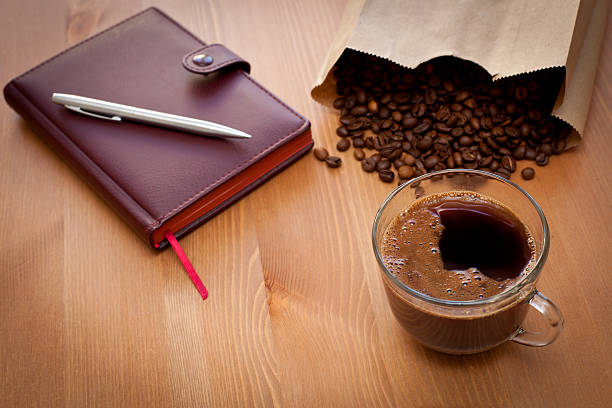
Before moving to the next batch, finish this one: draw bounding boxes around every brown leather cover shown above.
[3,7,312,249]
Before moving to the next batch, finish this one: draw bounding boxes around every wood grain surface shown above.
[1,1,611,407]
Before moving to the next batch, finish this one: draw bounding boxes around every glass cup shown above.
[372,169,563,354]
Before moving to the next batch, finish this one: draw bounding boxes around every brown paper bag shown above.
[312,0,609,147]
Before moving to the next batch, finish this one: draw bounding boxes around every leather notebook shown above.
[3,7,312,252]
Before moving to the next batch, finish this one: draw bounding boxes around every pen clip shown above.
[65,105,122,122]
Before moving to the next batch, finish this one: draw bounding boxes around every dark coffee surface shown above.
[381,191,535,301]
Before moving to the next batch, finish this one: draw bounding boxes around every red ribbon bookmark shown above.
[164,230,208,300]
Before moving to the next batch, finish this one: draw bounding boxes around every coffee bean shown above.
[512,115,525,127]
[485,136,500,151]
[379,107,391,119]
[462,150,477,162]
[353,137,365,148]
[398,165,415,179]
[446,155,455,168]
[403,154,416,166]
[393,159,405,169]
[424,155,440,169]
[417,134,434,151]
[479,155,493,168]
[350,105,368,116]
[377,159,391,172]
[354,148,365,161]
[336,126,349,137]
[528,109,542,122]
[397,104,411,113]
[505,126,520,138]
[403,116,418,129]
[525,148,537,160]
[515,85,528,100]
[535,152,549,166]
[389,148,403,161]
[513,145,526,160]
[553,138,566,154]
[346,121,362,131]
[394,91,410,104]
[345,96,356,109]
[498,147,512,156]
[489,160,500,171]
[459,136,472,147]
[491,127,504,138]
[361,157,376,172]
[470,117,481,131]
[413,120,431,134]
[521,167,535,180]
[451,127,464,138]
[356,89,366,104]
[463,98,477,110]
[413,103,427,117]
[379,145,394,158]
[368,100,379,114]
[373,137,383,150]
[480,116,493,130]
[392,111,403,122]
[453,151,463,167]
[424,88,437,105]
[505,101,517,115]
[455,91,469,102]
[325,156,342,168]
[443,80,455,92]
[451,102,463,112]
[407,148,421,158]
[539,143,553,155]
[313,147,328,161]
[333,97,345,109]
[520,123,531,138]
[435,106,451,122]
[478,141,492,156]
[337,138,350,152]
[501,155,516,172]
[463,122,473,134]
[381,119,393,130]
[456,113,469,127]
[379,170,395,183]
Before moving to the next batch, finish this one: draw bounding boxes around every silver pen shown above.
[51,93,251,139]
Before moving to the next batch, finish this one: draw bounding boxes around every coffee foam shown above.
[381,191,536,301]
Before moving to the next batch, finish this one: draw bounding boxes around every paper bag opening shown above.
[312,0,610,148]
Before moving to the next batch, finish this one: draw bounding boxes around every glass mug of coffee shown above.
[373,169,563,354]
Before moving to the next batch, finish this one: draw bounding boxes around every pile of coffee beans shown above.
[316,51,571,184]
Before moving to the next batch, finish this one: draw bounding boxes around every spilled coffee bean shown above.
[313,147,329,161]
[325,156,342,168]
[521,167,535,180]
[336,138,350,152]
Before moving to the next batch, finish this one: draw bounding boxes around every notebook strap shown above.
[164,230,208,300]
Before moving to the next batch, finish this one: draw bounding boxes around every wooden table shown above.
[1,1,611,406]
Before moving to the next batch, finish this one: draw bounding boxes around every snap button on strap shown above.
[182,44,250,74]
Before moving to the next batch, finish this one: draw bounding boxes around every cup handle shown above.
[511,291,564,347]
